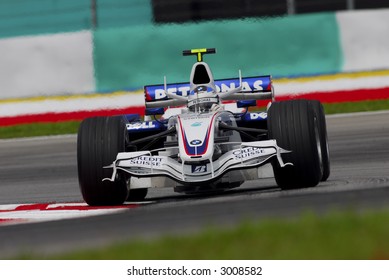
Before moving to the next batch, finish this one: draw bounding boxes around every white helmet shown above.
[187,85,219,112]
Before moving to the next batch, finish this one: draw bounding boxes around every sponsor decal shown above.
[249,112,268,120]
[154,86,191,100]
[127,156,163,167]
[216,80,263,93]
[191,165,207,173]
[126,121,156,130]
[182,114,213,120]
[233,147,267,160]
[187,97,219,109]
[190,139,202,145]
[145,76,271,100]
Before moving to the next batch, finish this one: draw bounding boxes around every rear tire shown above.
[309,100,330,181]
[267,100,323,189]
[77,116,129,206]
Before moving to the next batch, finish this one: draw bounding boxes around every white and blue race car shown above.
[77,48,330,206]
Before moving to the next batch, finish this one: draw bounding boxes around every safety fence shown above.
[1,0,389,38]
[152,0,389,23]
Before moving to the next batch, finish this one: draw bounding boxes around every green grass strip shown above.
[1,100,389,139]
[0,121,80,139]
[322,99,389,114]
[19,209,389,260]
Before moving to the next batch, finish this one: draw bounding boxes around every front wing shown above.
[103,140,291,185]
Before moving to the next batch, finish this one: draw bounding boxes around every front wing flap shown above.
[103,140,291,184]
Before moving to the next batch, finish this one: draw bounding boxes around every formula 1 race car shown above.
[77,48,330,206]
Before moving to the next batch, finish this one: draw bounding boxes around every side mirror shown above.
[237,100,256,108]
[145,107,165,116]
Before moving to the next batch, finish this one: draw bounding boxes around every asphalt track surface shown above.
[0,111,388,258]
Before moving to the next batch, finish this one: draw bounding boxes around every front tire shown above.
[77,116,129,206]
[268,100,323,189]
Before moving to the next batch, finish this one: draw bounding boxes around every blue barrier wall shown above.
[0,0,91,38]
[0,0,152,38]
[93,13,342,91]
[97,0,152,28]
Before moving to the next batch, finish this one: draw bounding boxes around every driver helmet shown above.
[187,85,219,112]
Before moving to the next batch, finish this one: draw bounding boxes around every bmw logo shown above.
[190,139,202,145]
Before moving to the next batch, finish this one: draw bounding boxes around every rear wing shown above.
[144,75,273,110]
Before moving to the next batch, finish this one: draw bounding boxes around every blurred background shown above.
[0,0,389,119]
[1,0,388,33]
